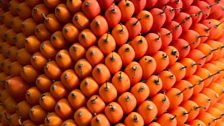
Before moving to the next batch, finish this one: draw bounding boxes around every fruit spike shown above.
[104,81,110,91]
[132,114,138,122]
[162,91,167,102]
[200,68,224,82]
[131,65,137,79]
[125,95,131,102]
[95,116,100,122]
[133,18,141,26]
[108,104,116,111]
[137,85,145,92]
[177,88,187,96]
[194,105,207,110]
[77,63,84,76]
[170,115,177,121]
[18,117,22,126]
[169,7,182,12]
[104,32,110,42]
[190,79,203,89]
[214,20,224,28]
[183,108,193,116]
[119,23,124,32]
[180,66,187,70]
[212,113,224,121]
[42,13,49,22]
[197,35,209,39]
[90,96,98,104]
[208,2,219,8]
[153,74,160,85]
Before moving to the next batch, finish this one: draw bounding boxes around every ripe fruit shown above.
[44,112,63,126]
[34,23,50,41]
[166,21,183,41]
[91,114,110,126]
[159,70,176,91]
[16,100,31,119]
[55,99,73,119]
[191,23,210,43]
[55,49,73,70]
[175,12,192,31]
[62,23,79,44]
[130,82,150,104]
[146,75,162,97]
[180,30,201,49]
[25,87,42,106]
[130,35,148,59]
[40,40,57,59]
[90,15,109,37]
[50,81,68,100]
[55,4,71,23]
[73,11,90,30]
[166,88,184,110]
[150,8,166,31]
[159,28,173,49]
[21,65,39,83]
[74,107,92,126]
[17,2,32,19]
[105,52,122,74]
[69,43,86,62]
[39,92,56,112]
[25,35,41,54]
[92,63,111,85]
[79,29,97,49]
[151,93,170,116]
[68,89,86,110]
[137,101,158,124]
[74,59,92,79]
[124,61,143,84]
[174,80,193,101]
[186,75,204,96]
[163,46,179,66]
[105,4,121,28]
[118,92,137,114]
[98,33,116,55]
[145,33,162,55]
[99,82,117,103]
[44,61,62,80]
[136,10,153,33]
[145,0,158,9]
[87,95,106,114]
[112,71,131,94]
[118,44,135,66]
[125,17,142,39]
[153,51,169,73]
[61,69,80,90]
[105,102,123,124]
[139,56,156,79]
[170,107,188,125]
[157,113,177,126]
[82,0,101,19]
[66,0,82,13]
[111,24,129,46]
[5,76,29,101]
[36,74,52,92]
[191,93,211,113]
[43,14,62,32]
[118,0,135,22]
[98,0,114,11]
[168,62,186,81]
[124,112,144,126]
[80,77,99,97]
